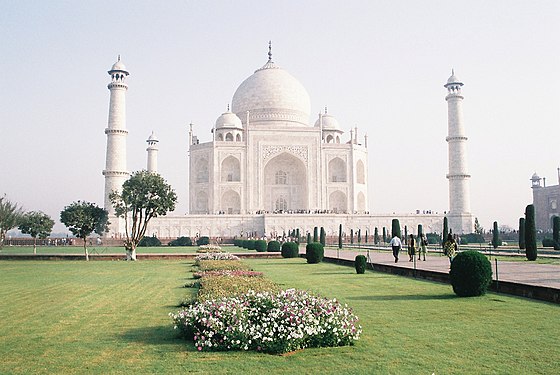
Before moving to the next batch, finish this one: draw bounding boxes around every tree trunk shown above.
[83,238,89,261]
[33,237,37,254]
[125,246,137,261]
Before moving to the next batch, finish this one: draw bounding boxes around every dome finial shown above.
[452,68,454,76]
[268,40,272,62]
[118,54,121,62]
[227,103,230,111]
[324,106,328,114]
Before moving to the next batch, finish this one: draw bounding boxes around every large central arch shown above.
[263,152,308,212]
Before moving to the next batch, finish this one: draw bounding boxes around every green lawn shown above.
[0,258,558,374]
[0,245,246,255]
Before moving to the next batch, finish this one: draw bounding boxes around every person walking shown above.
[418,234,427,261]
[408,234,416,262]
[390,234,402,263]
[443,233,457,264]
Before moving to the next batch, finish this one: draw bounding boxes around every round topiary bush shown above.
[247,240,256,251]
[255,240,267,252]
[196,236,210,246]
[450,251,493,297]
[281,242,299,258]
[138,236,161,247]
[306,242,324,264]
[168,236,192,247]
[267,240,281,252]
[355,255,367,274]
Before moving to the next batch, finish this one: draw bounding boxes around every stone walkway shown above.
[323,248,560,290]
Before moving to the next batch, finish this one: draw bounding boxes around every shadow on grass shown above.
[347,294,457,301]
[121,325,195,351]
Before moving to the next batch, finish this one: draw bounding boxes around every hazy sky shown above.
[1,1,559,233]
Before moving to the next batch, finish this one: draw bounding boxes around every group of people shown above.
[389,233,457,263]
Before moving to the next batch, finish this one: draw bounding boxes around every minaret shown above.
[146,131,159,173]
[103,56,129,214]
[445,70,473,234]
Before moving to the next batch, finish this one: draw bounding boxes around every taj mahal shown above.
[102,45,473,239]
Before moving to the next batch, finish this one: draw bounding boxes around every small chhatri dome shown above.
[314,111,341,131]
[445,69,463,87]
[215,110,242,129]
[531,172,541,181]
[147,131,159,143]
[110,55,128,73]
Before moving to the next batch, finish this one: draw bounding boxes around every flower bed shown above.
[196,260,251,272]
[193,270,264,279]
[197,275,279,302]
[195,252,238,262]
[171,289,362,354]
[196,244,223,253]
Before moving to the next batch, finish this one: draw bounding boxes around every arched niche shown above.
[329,157,347,182]
[329,190,347,213]
[221,190,241,214]
[221,156,241,182]
[264,152,308,211]
[357,160,365,184]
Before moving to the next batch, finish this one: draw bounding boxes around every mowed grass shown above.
[0,259,558,374]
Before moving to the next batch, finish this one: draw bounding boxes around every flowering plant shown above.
[193,270,264,279]
[197,244,223,253]
[171,289,362,354]
[195,252,239,262]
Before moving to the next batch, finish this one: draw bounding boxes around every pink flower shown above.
[197,346,202,351]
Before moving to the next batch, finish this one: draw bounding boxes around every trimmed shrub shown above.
[354,255,366,274]
[492,221,500,249]
[542,238,555,248]
[460,233,484,244]
[450,251,493,297]
[338,224,343,249]
[391,219,401,239]
[168,236,192,246]
[320,227,326,246]
[247,240,256,251]
[241,239,249,249]
[525,204,537,261]
[306,242,324,264]
[281,242,299,258]
[255,240,267,252]
[518,217,526,250]
[443,217,449,245]
[313,227,318,243]
[138,236,161,247]
[553,216,560,250]
[196,236,210,246]
[306,233,311,244]
[267,240,281,252]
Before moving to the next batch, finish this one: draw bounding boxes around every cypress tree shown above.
[492,221,500,249]
[320,227,326,246]
[382,227,387,243]
[391,219,401,239]
[525,204,537,261]
[338,224,343,249]
[296,228,300,243]
[518,217,525,250]
[313,227,318,243]
[443,217,449,245]
[374,227,379,244]
[357,229,361,244]
[307,232,311,244]
[350,229,354,244]
[365,230,368,244]
[417,224,423,238]
[553,216,560,250]
[404,225,408,245]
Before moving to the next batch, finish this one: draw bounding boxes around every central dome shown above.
[231,59,311,127]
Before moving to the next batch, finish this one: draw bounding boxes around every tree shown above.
[474,217,483,235]
[391,219,401,239]
[382,227,387,243]
[319,227,326,246]
[553,216,560,250]
[357,228,361,244]
[442,217,449,246]
[492,221,500,249]
[350,229,354,244]
[60,201,109,261]
[374,227,379,245]
[524,204,537,261]
[18,211,54,254]
[404,225,408,245]
[365,230,368,244]
[0,196,24,248]
[518,217,525,250]
[338,224,342,249]
[417,224,423,238]
[110,171,177,260]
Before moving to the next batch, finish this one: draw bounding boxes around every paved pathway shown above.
[323,248,560,290]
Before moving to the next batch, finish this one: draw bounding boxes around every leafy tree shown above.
[0,196,24,248]
[553,216,560,250]
[492,221,500,249]
[338,224,343,249]
[524,204,537,261]
[110,171,177,260]
[374,227,379,244]
[60,201,109,261]
[474,217,483,234]
[518,217,525,250]
[18,211,54,254]
[391,219,401,239]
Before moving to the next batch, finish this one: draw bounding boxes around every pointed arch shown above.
[329,190,347,213]
[264,152,308,211]
[356,160,365,184]
[329,157,347,182]
[221,190,241,214]
[221,156,241,182]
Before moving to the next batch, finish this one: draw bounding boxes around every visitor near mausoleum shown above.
[390,235,402,263]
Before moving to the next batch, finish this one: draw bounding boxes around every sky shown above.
[1,0,559,234]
